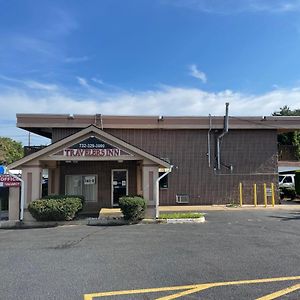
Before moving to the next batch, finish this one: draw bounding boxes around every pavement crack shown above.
[49,228,108,250]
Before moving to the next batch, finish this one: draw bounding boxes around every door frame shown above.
[111,169,128,207]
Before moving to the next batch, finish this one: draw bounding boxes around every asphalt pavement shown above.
[0,209,300,299]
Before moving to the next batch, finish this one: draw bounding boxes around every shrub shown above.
[119,196,146,222]
[28,197,83,221]
[42,194,85,205]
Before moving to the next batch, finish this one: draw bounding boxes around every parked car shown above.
[279,174,296,200]
[279,174,295,189]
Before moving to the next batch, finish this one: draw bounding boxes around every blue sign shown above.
[0,165,6,175]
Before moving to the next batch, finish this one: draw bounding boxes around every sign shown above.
[266,188,272,197]
[60,136,130,157]
[84,176,96,185]
[0,174,21,187]
[0,165,6,175]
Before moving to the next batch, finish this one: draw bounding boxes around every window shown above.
[65,175,97,202]
[283,176,293,183]
[159,171,168,189]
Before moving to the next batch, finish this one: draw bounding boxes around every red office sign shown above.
[0,174,21,187]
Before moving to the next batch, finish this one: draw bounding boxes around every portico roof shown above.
[8,125,171,169]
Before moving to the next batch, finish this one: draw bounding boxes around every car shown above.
[279,174,295,189]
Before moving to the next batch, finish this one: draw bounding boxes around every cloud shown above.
[65,56,90,63]
[76,76,89,87]
[92,78,104,85]
[1,77,300,144]
[189,64,207,83]
[168,0,300,14]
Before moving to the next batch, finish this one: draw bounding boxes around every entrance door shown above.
[112,170,128,206]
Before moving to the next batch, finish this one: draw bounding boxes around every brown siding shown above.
[54,127,278,206]
[106,129,278,205]
[52,128,81,142]
[59,161,137,212]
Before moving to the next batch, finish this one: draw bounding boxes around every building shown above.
[7,113,300,220]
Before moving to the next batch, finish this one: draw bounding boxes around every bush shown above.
[28,197,83,221]
[42,194,85,205]
[119,196,146,222]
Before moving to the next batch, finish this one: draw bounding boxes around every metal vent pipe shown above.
[217,102,229,170]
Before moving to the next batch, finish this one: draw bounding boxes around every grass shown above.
[159,212,204,219]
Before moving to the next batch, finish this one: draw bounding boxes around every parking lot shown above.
[0,208,300,299]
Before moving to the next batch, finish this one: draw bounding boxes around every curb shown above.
[0,216,206,229]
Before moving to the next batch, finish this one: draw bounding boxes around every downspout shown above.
[207,114,212,168]
[155,165,173,218]
[217,102,229,170]
[7,170,24,221]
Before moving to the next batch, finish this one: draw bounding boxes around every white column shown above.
[8,187,20,221]
[21,163,43,221]
[142,162,159,219]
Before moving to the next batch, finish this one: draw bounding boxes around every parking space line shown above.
[256,283,300,300]
[154,285,213,300]
[83,275,300,300]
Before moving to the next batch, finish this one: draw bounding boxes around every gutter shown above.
[216,102,229,170]
[155,165,173,218]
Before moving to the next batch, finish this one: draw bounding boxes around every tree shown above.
[273,106,300,159]
[0,137,23,165]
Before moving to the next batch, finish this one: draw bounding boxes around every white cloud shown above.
[189,64,207,83]
[2,78,300,144]
[92,77,104,85]
[168,0,300,14]
[76,76,89,87]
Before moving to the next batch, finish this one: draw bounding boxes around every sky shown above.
[1,0,300,145]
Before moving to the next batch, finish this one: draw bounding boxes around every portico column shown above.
[142,162,159,219]
[48,164,60,195]
[8,187,20,221]
[21,163,43,221]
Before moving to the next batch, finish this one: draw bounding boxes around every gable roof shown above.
[8,125,171,169]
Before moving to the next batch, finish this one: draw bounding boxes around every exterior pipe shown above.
[155,165,173,218]
[7,170,24,221]
[217,102,229,170]
[207,114,212,168]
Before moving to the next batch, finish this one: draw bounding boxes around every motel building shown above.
[4,112,300,221]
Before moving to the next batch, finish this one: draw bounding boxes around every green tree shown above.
[273,106,300,159]
[0,137,23,165]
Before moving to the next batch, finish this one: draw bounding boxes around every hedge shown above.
[42,194,85,205]
[119,196,146,222]
[28,196,83,221]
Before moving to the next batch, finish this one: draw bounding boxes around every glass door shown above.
[112,170,128,206]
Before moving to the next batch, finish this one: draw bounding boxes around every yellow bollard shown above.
[271,183,275,207]
[263,183,267,207]
[239,182,243,207]
[253,184,257,207]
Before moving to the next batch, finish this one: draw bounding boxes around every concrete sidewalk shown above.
[100,203,300,217]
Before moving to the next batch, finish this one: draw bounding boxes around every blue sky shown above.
[1,0,300,145]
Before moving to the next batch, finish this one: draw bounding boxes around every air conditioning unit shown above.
[176,194,189,204]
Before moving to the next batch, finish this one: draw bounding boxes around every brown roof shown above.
[16,113,300,138]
